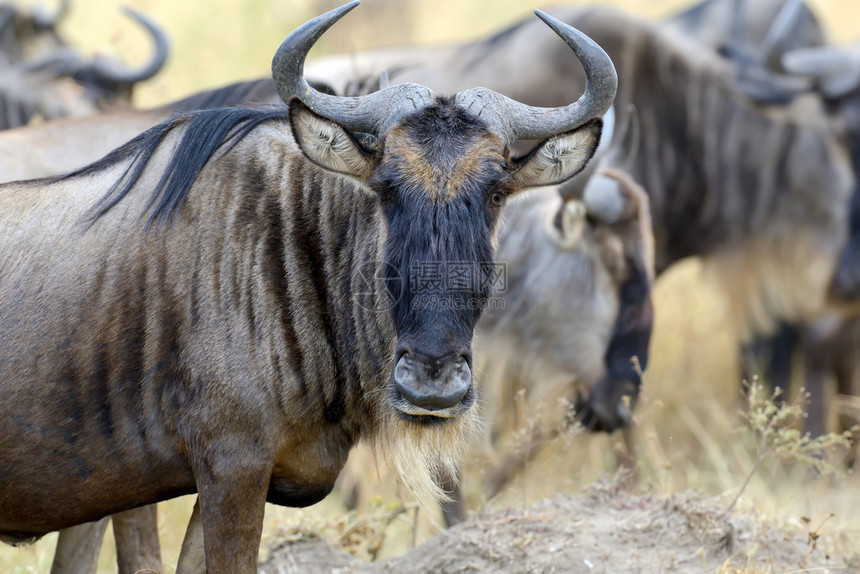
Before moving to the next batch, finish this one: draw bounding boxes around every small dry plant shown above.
[266,497,417,562]
[726,377,856,514]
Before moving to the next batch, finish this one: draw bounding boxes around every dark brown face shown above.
[370,101,511,421]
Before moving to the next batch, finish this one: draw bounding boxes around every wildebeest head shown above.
[272,1,616,421]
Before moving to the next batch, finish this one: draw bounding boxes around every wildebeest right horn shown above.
[454,9,617,143]
[83,7,169,85]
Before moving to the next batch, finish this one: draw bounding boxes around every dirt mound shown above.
[260,485,856,573]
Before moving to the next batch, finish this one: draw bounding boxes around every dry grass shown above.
[2,0,860,572]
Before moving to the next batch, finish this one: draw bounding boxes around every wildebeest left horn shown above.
[782,46,860,99]
[31,0,70,29]
[272,1,435,135]
[454,9,617,143]
[84,7,169,85]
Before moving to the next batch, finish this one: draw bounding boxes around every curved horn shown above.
[760,0,804,73]
[85,7,169,85]
[782,46,860,99]
[31,0,70,29]
[455,10,617,144]
[272,1,434,135]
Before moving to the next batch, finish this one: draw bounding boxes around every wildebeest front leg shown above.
[435,467,465,527]
[50,518,110,574]
[484,425,559,499]
[193,451,272,573]
[176,498,205,574]
[112,505,162,574]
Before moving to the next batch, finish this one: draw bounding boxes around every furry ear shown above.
[509,119,602,190]
[289,99,378,181]
[550,199,587,249]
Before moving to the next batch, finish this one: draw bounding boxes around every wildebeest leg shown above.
[740,321,798,398]
[193,453,271,573]
[484,425,559,499]
[435,467,465,527]
[834,342,859,468]
[112,505,162,574]
[802,322,835,438]
[616,426,637,474]
[176,498,205,574]
[50,518,109,574]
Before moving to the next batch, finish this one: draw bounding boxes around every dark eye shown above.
[490,192,505,207]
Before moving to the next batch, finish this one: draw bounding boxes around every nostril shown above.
[393,353,472,410]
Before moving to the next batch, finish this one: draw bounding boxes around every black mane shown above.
[61,107,289,229]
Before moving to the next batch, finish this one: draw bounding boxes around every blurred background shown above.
[3,0,860,572]
[6,0,860,108]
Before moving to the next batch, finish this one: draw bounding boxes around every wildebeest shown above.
[746,34,860,439]
[670,0,860,442]
[664,0,825,64]
[0,3,616,573]
[0,5,169,129]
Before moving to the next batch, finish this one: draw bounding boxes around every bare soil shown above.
[260,484,857,574]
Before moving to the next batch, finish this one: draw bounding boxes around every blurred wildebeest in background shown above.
[748,32,860,442]
[473,170,653,495]
[0,2,169,129]
[674,0,860,444]
[0,3,617,572]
